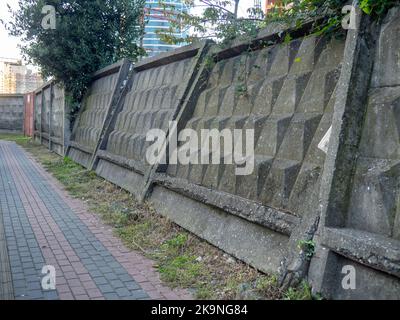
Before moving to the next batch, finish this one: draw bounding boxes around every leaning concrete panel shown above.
[148,31,345,272]
[309,8,400,299]
[167,36,344,216]
[40,85,52,146]
[32,81,70,156]
[0,94,24,133]
[95,43,208,198]
[67,60,129,167]
[49,84,69,155]
[33,91,42,142]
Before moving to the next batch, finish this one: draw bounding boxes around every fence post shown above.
[62,86,65,156]
[22,95,26,136]
[139,41,213,202]
[88,59,132,171]
[40,89,43,144]
[49,82,54,151]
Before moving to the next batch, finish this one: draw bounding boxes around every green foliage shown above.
[0,134,31,144]
[156,0,265,45]
[4,0,146,104]
[359,0,398,16]
[284,281,313,300]
[62,156,74,165]
[264,0,347,37]
[298,239,316,260]
[155,233,209,288]
[235,82,248,97]
[163,233,188,248]
[157,0,399,47]
[255,275,278,292]
[266,0,398,38]
[284,33,293,44]
[158,254,205,287]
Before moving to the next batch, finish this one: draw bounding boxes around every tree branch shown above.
[199,0,236,18]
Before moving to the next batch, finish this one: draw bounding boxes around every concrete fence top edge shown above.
[0,94,25,98]
[212,17,331,61]
[133,40,211,72]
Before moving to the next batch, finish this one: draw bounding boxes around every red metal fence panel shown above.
[24,92,35,137]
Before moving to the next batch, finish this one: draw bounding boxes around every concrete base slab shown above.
[68,147,92,168]
[150,185,289,274]
[96,159,145,199]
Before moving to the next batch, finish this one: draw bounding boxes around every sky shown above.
[192,0,251,16]
[0,0,253,61]
[0,0,22,60]
[191,0,252,21]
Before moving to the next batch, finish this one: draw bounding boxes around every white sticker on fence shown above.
[318,126,332,154]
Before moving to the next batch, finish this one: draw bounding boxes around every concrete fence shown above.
[33,82,71,156]
[66,59,131,167]
[0,94,24,133]
[58,7,400,299]
[308,8,400,300]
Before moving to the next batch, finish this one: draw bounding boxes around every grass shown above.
[0,133,313,300]
[284,281,314,300]
[0,133,31,144]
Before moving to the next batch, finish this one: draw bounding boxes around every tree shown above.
[4,0,146,103]
[156,0,265,45]
[156,0,399,49]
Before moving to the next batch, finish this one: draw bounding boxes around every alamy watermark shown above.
[146,121,255,176]
[341,265,356,290]
[342,5,361,30]
[41,265,56,290]
[41,5,56,30]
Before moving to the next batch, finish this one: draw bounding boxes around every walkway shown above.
[0,140,191,300]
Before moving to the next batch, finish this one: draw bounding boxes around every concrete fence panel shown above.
[93,43,210,199]
[33,82,71,156]
[34,91,42,138]
[146,33,346,274]
[66,59,131,167]
[309,7,400,300]
[0,94,24,133]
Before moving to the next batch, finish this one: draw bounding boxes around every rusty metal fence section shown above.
[23,92,35,137]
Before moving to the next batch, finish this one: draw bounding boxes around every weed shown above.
[284,281,313,300]
[298,239,316,260]
[163,234,188,249]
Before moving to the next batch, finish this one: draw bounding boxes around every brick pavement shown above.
[0,140,192,300]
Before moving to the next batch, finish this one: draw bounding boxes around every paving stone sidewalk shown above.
[0,140,192,300]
